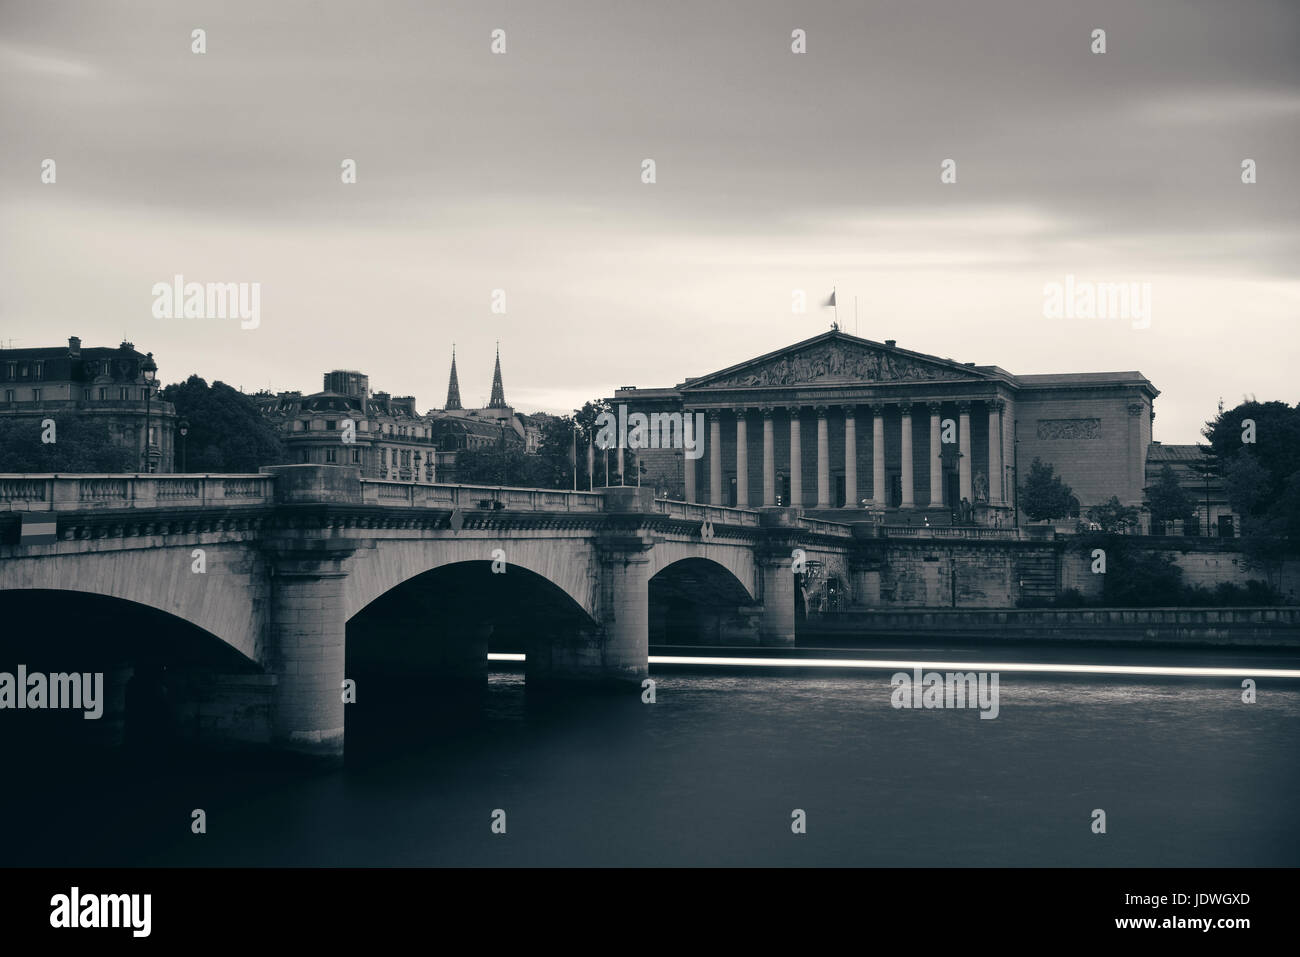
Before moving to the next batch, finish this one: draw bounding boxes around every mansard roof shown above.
[677,330,1005,392]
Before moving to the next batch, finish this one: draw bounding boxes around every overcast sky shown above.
[2,0,1296,443]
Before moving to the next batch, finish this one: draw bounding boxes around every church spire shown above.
[445,345,462,410]
[487,341,507,409]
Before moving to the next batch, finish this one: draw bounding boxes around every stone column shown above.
[958,400,973,505]
[843,406,857,508]
[265,540,356,763]
[900,402,915,507]
[761,408,776,506]
[709,410,723,505]
[683,409,697,503]
[928,402,943,507]
[788,407,802,507]
[734,408,749,507]
[988,399,1004,505]
[815,406,831,508]
[871,403,886,507]
[1128,401,1146,507]
[617,444,625,486]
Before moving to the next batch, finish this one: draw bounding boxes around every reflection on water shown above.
[3,670,1297,867]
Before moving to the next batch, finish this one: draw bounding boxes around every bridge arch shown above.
[342,536,599,624]
[649,542,757,602]
[648,556,760,646]
[0,545,267,662]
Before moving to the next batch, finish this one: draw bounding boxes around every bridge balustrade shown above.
[358,480,606,512]
[0,474,276,511]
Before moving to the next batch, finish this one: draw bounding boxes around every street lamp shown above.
[178,419,189,473]
[140,352,157,473]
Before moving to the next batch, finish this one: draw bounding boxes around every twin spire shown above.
[444,342,507,411]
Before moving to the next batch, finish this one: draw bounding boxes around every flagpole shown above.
[571,422,577,491]
[833,285,838,328]
[855,296,859,336]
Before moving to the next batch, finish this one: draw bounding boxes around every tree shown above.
[1019,458,1078,521]
[160,375,287,473]
[1146,464,1196,527]
[1200,398,1300,546]
[1102,546,1185,606]
[574,398,612,489]
[455,446,534,486]
[532,415,579,489]
[0,417,137,473]
[1086,495,1140,534]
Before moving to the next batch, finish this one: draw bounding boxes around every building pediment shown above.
[680,332,990,392]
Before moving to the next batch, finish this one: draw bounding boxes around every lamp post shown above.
[140,352,157,473]
[178,419,189,473]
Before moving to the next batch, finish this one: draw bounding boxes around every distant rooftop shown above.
[1148,442,1209,462]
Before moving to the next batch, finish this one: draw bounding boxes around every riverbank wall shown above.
[803,606,1300,648]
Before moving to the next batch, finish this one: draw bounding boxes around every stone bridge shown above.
[0,466,860,760]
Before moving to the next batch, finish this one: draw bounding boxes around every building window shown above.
[34,362,44,380]
[325,448,337,463]
[300,449,311,463]
[19,363,29,377]
[325,420,336,430]
[5,362,14,378]
[83,389,91,401]
[119,387,130,401]
[3,390,12,403]
[31,388,41,402]
[99,387,108,400]
[351,448,361,463]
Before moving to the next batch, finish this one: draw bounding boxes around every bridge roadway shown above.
[0,466,857,760]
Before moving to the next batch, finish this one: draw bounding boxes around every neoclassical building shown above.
[613,330,1158,525]
[0,337,176,472]
[257,370,439,482]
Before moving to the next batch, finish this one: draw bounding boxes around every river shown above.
[4,659,1297,867]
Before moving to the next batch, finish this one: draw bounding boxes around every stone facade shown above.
[613,331,1159,525]
[0,337,177,472]
[257,371,439,482]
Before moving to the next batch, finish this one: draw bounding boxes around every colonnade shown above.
[684,399,1007,510]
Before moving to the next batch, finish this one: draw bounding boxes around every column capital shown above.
[869,402,885,416]
[1127,402,1145,416]
[899,401,913,416]
[927,401,943,415]
[707,408,724,422]
[988,398,1006,413]
[957,400,972,414]
[814,405,828,418]
[732,406,749,419]
[786,405,803,418]
[842,404,857,419]
[761,406,775,419]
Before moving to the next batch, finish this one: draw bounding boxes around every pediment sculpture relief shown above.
[699,343,968,389]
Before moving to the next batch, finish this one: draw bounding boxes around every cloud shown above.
[0,41,96,78]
